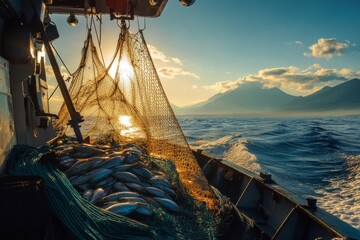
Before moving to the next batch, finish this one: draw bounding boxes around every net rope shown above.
[55,27,218,210]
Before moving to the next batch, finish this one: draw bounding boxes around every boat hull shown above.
[193,149,360,240]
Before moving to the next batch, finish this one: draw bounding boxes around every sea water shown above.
[178,115,360,230]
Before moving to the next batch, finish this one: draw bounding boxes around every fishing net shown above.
[5,145,154,240]
[55,26,218,211]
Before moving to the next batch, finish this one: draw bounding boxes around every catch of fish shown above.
[53,141,180,218]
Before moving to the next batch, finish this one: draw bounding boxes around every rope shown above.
[47,42,73,100]
[136,17,147,32]
[50,42,72,76]
[91,15,106,66]
[48,77,70,100]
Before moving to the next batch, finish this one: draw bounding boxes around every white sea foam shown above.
[315,154,360,230]
[224,139,261,173]
[191,134,260,173]
[191,134,240,150]
[194,134,241,150]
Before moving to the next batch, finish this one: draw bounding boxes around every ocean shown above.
[178,115,360,230]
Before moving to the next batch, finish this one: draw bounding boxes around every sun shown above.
[108,57,135,85]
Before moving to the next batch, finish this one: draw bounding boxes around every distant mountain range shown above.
[173,79,360,115]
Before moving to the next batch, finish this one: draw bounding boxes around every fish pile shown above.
[53,142,180,218]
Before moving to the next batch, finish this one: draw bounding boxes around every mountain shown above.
[177,79,360,115]
[280,79,360,112]
[182,82,296,114]
[170,103,187,115]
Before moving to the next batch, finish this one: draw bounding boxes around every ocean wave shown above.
[316,154,360,230]
[224,139,260,173]
[192,133,241,150]
[181,116,360,230]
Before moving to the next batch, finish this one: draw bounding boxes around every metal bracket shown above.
[109,1,135,21]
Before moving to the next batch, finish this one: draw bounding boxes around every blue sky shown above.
[48,0,360,109]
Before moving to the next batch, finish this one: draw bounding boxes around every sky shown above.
[47,0,360,111]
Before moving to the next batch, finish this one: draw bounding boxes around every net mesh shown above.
[55,27,218,211]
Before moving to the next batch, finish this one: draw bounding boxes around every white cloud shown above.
[345,40,357,47]
[203,80,242,93]
[204,65,360,96]
[48,94,64,113]
[45,65,55,78]
[192,85,198,89]
[148,44,170,63]
[309,63,321,69]
[171,57,183,65]
[148,44,198,79]
[48,83,56,90]
[45,65,70,79]
[295,41,303,46]
[304,38,349,59]
[148,45,184,66]
[158,67,200,79]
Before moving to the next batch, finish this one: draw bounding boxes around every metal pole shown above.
[41,27,84,143]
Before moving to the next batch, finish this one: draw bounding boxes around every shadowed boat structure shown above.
[193,149,360,239]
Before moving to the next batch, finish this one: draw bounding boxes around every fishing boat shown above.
[0,1,359,239]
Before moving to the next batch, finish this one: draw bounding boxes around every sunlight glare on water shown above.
[118,115,143,138]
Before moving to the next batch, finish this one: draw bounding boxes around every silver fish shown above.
[112,171,141,184]
[76,183,90,192]
[153,197,179,212]
[54,145,69,151]
[135,203,152,216]
[87,168,113,183]
[65,160,94,177]
[145,187,171,199]
[107,152,124,158]
[59,155,76,163]
[73,145,105,156]
[149,176,172,189]
[95,177,117,189]
[130,167,153,180]
[62,161,76,169]
[95,144,112,150]
[68,175,77,182]
[70,174,91,186]
[105,202,139,215]
[124,182,145,193]
[117,197,147,204]
[56,145,73,153]
[123,154,140,164]
[113,163,138,171]
[152,184,176,197]
[123,146,145,155]
[79,143,96,147]
[101,191,140,202]
[90,188,107,204]
[96,200,118,208]
[102,157,124,169]
[83,189,94,202]
[71,152,93,158]
[65,160,86,174]
[142,196,161,208]
[90,157,109,169]
[113,182,130,192]
[141,182,151,188]
[151,171,166,177]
